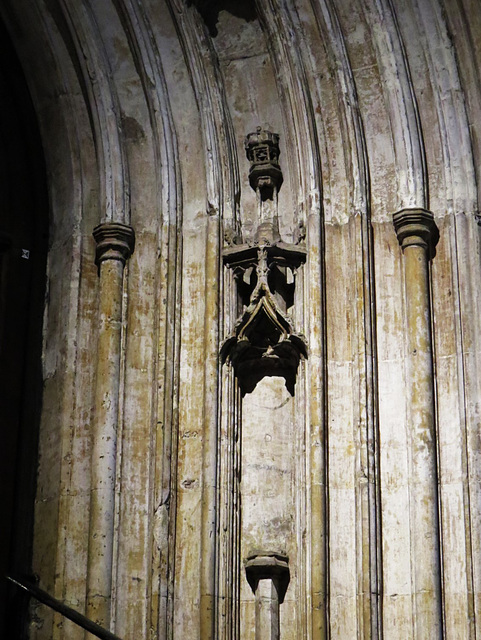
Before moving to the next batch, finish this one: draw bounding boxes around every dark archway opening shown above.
[188,0,257,37]
[0,17,49,639]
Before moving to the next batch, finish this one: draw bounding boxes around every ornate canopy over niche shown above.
[221,128,307,395]
[221,243,307,394]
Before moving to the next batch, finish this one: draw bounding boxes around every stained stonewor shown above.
[87,223,134,633]
[392,208,441,637]
[1,1,481,639]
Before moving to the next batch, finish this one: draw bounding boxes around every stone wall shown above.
[2,0,481,637]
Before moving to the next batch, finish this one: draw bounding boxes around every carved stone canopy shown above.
[221,243,307,395]
[222,127,307,394]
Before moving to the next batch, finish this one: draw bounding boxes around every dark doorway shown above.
[0,17,49,639]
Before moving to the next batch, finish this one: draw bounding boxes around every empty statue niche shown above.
[267,262,295,313]
[233,260,295,317]
[233,264,257,316]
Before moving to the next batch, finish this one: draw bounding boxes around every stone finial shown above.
[245,127,283,196]
[392,208,439,256]
[93,222,135,266]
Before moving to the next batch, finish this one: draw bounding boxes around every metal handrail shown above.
[6,575,124,640]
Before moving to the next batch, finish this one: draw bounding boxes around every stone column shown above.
[86,222,135,631]
[245,552,290,640]
[393,208,442,637]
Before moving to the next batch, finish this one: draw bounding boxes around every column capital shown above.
[93,222,135,266]
[392,208,439,256]
[245,551,290,604]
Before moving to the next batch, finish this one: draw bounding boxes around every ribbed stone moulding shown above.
[1,1,481,639]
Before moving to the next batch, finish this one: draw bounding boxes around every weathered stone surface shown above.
[2,0,481,638]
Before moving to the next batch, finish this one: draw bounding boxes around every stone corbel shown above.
[392,207,438,257]
[93,221,135,266]
[245,551,290,640]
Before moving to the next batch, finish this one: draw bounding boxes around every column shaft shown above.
[86,223,134,632]
[394,208,442,637]
[200,212,220,639]
[255,578,279,640]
